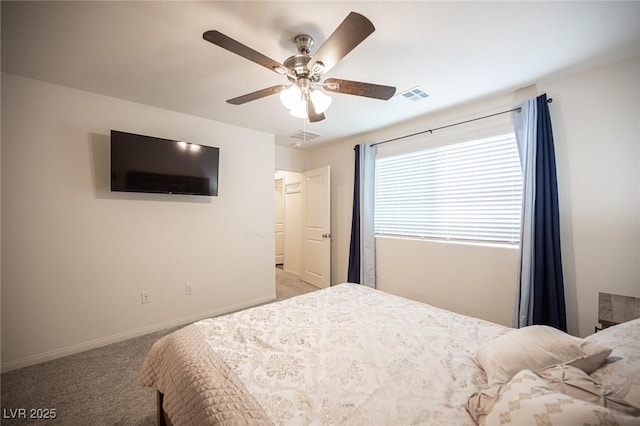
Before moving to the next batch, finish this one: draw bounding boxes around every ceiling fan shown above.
[203,12,396,122]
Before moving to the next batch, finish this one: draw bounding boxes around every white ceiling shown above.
[3,1,640,149]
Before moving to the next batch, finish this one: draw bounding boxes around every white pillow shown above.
[538,364,639,416]
[586,318,640,407]
[475,325,611,386]
[484,370,640,426]
[467,365,639,425]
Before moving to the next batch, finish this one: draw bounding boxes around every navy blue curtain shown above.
[532,94,567,331]
[347,145,361,283]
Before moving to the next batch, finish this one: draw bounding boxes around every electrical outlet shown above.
[185,283,194,296]
[141,291,151,304]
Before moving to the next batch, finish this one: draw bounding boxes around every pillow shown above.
[467,386,500,424]
[585,318,640,407]
[483,370,640,426]
[475,325,611,386]
[538,364,640,416]
[467,365,638,425]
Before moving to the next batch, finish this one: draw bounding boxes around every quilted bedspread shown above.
[139,283,510,425]
[137,324,273,425]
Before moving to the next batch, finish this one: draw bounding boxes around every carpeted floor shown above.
[0,268,318,425]
[275,265,319,300]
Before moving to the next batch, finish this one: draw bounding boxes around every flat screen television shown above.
[110,130,219,196]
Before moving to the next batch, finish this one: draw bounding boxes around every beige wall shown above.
[538,56,640,337]
[376,238,518,326]
[1,74,276,371]
[275,144,310,173]
[309,55,640,336]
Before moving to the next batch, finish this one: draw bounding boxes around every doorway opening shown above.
[274,167,331,289]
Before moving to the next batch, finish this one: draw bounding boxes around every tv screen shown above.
[110,130,219,196]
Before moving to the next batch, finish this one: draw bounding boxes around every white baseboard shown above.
[1,293,276,373]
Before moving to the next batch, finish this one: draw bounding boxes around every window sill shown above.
[374,234,519,250]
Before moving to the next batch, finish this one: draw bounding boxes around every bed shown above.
[138,283,640,425]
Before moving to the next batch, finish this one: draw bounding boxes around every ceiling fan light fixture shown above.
[279,85,303,111]
[280,86,332,119]
[311,61,325,75]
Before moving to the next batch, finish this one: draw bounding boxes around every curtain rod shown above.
[371,97,553,147]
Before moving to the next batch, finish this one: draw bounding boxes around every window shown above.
[375,133,522,244]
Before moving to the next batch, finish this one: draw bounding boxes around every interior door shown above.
[275,178,284,265]
[301,166,331,288]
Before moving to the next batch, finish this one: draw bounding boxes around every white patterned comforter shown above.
[185,283,509,425]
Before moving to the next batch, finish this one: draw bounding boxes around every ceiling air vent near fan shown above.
[290,130,323,144]
[399,86,430,102]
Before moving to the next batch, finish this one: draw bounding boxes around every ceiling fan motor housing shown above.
[294,34,313,54]
[284,54,312,81]
[284,35,323,83]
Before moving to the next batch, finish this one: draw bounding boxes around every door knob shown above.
[322,233,332,239]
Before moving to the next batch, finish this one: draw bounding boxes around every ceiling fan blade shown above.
[203,30,289,75]
[227,85,287,105]
[307,97,325,122]
[309,12,375,76]
[323,78,396,100]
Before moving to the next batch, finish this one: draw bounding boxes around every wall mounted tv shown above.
[111,130,219,196]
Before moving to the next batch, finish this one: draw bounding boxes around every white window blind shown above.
[375,133,522,244]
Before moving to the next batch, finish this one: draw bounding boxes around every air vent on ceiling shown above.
[289,129,323,142]
[399,86,429,102]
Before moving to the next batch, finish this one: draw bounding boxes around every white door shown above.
[275,178,284,265]
[301,166,331,288]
